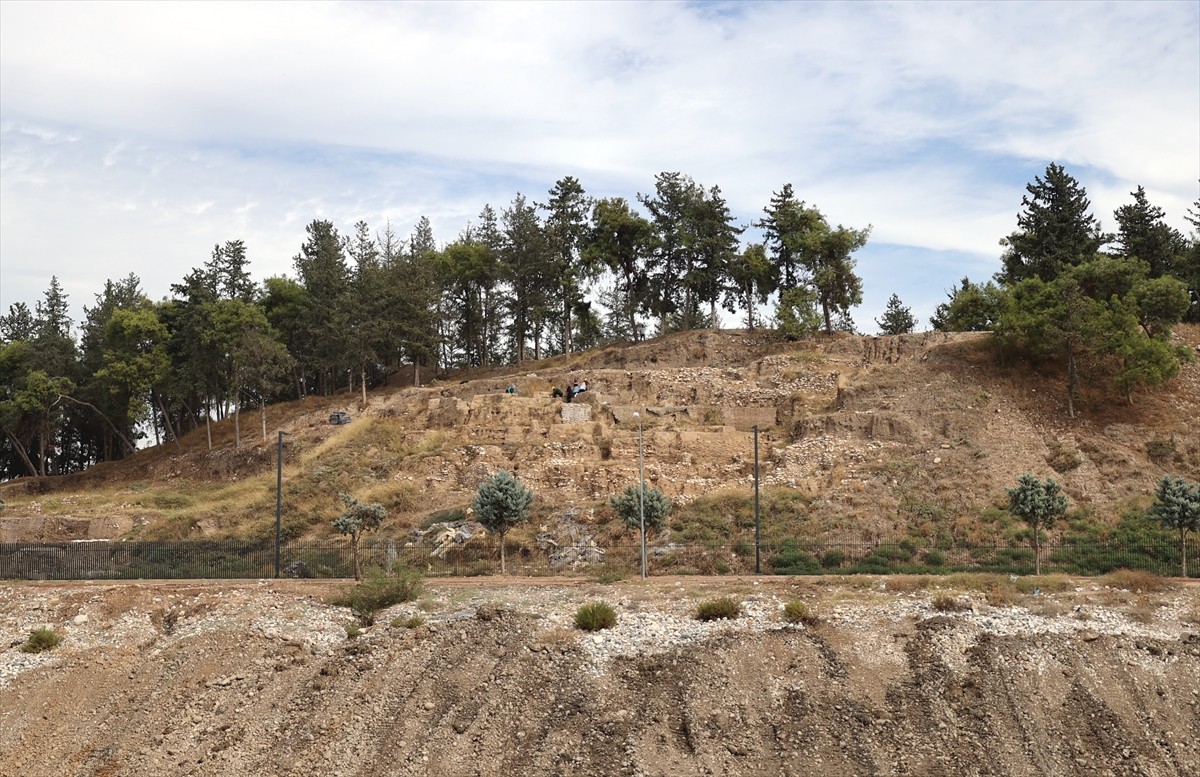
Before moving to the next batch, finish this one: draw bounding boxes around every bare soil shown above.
[2,578,1198,776]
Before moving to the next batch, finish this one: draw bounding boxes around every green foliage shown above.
[333,493,388,581]
[782,600,819,625]
[20,627,60,653]
[472,469,534,574]
[1147,475,1200,577]
[331,564,423,626]
[876,293,916,335]
[770,539,820,575]
[775,287,822,340]
[1007,474,1068,575]
[574,601,618,631]
[930,277,1004,331]
[610,483,673,533]
[345,623,362,639]
[695,597,741,621]
[999,163,1109,284]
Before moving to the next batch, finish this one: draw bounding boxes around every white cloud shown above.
[1,0,1196,332]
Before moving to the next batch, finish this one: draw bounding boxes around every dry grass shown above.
[930,594,969,612]
[1100,569,1173,593]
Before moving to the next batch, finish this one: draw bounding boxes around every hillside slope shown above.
[2,327,1197,547]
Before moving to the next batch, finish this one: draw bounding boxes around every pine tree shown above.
[1147,475,1200,577]
[875,293,916,335]
[1114,186,1186,279]
[472,470,534,574]
[1007,474,1068,576]
[999,163,1110,284]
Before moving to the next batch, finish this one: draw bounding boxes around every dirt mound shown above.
[1,579,1198,776]
[2,326,1198,545]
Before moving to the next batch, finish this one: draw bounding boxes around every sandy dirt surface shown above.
[2,576,1199,777]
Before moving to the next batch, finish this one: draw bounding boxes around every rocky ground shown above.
[2,576,1198,777]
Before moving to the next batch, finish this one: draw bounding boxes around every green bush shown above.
[922,549,947,567]
[820,549,845,569]
[21,627,60,653]
[331,564,423,626]
[695,597,741,621]
[575,601,618,631]
[771,539,820,575]
[781,600,819,625]
[345,623,362,639]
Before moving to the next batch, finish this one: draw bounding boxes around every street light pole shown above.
[753,424,761,575]
[275,430,290,578]
[634,412,646,579]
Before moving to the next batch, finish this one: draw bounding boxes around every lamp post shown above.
[633,412,646,579]
[753,424,761,575]
[275,430,290,578]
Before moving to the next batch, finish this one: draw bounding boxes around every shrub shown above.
[1145,437,1176,462]
[345,623,362,639]
[782,600,819,625]
[931,594,968,612]
[331,564,423,626]
[575,601,618,632]
[20,628,60,654]
[1101,569,1173,593]
[922,549,947,567]
[771,539,821,575]
[695,597,741,621]
[820,549,845,569]
[391,615,426,629]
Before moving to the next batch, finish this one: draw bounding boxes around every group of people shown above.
[553,379,588,402]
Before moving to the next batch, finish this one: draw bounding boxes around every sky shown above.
[2,0,1198,335]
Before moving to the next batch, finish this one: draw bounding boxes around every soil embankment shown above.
[2,578,1198,776]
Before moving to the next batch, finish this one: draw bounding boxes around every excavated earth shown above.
[2,578,1198,777]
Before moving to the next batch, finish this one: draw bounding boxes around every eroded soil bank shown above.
[1,578,1198,777]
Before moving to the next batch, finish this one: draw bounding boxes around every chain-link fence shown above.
[2,536,1196,580]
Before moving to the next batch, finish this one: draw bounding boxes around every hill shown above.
[2,326,1198,557]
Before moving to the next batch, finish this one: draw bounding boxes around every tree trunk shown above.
[205,401,212,451]
[2,429,39,478]
[361,367,367,406]
[1066,347,1077,419]
[260,402,268,443]
[234,403,241,449]
[562,294,572,356]
[352,534,363,581]
[56,394,136,455]
[1034,531,1042,576]
[1183,526,1189,579]
[157,395,182,451]
[499,532,507,575]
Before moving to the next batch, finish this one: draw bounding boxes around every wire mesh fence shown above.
[1,536,1196,580]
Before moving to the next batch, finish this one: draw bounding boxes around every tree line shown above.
[2,165,1197,479]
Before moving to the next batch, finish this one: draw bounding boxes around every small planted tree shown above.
[1147,475,1200,577]
[1007,474,1068,575]
[610,483,673,534]
[876,293,916,335]
[333,493,386,581]
[473,470,534,574]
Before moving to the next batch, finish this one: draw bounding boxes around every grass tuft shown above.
[20,627,60,654]
[781,599,820,625]
[575,601,618,631]
[695,597,741,622]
